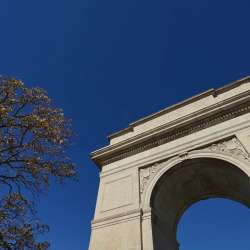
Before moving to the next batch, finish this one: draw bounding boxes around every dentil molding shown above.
[100,101,250,166]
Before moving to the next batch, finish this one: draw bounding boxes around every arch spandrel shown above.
[140,136,250,211]
[141,147,250,250]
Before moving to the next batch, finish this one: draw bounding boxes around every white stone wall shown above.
[89,78,250,250]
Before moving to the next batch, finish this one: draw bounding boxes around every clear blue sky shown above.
[1,1,250,249]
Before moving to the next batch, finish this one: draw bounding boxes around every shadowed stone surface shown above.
[151,158,250,250]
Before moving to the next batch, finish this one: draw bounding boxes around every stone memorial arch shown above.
[89,76,250,250]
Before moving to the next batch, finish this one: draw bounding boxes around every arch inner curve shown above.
[150,158,250,250]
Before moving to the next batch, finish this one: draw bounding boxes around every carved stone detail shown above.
[139,137,250,195]
[202,137,250,162]
[140,162,166,194]
[101,101,250,166]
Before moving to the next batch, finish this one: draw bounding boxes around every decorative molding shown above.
[140,162,166,194]
[100,101,250,166]
[200,137,250,162]
[139,137,250,195]
[92,208,141,226]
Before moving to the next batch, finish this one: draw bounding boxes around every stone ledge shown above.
[91,209,141,229]
[92,95,250,167]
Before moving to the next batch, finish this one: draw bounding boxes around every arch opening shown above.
[150,158,250,250]
[176,198,250,250]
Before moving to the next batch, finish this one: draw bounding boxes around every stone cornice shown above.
[91,92,250,168]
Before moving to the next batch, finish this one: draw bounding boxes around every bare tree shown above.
[0,76,76,249]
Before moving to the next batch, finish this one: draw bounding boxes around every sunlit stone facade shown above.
[89,76,250,250]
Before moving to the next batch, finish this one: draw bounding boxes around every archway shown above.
[150,158,250,250]
[177,198,250,250]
